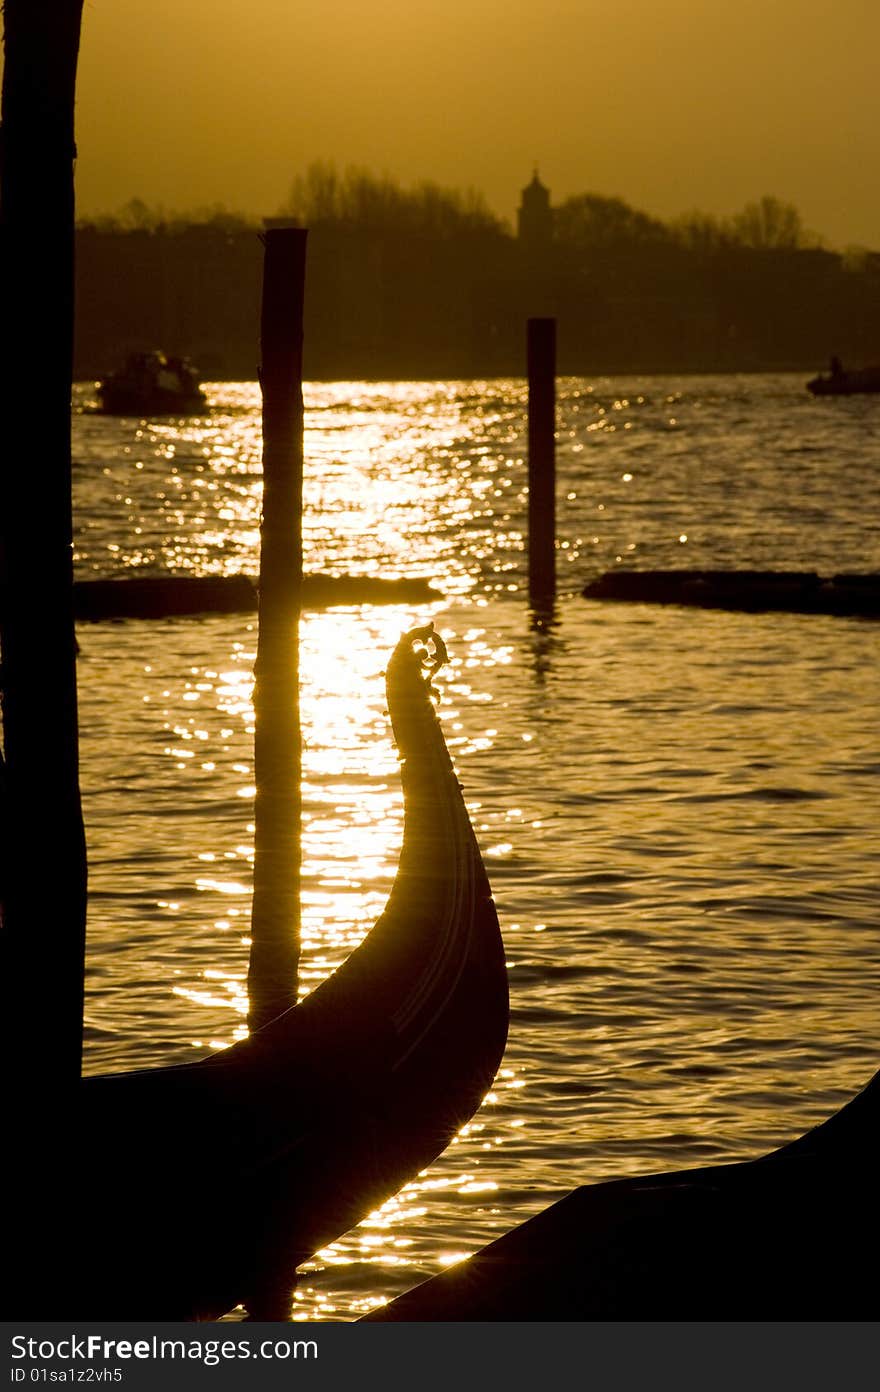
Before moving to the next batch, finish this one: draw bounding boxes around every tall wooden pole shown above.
[0,1,87,1094]
[1,0,87,1312]
[247,227,307,1031]
[527,316,557,608]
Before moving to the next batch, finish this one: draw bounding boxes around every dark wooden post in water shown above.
[248,227,307,1031]
[0,1,87,1093]
[1,0,87,1311]
[527,317,557,608]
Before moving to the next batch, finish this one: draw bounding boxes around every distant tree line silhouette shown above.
[279,164,503,239]
[74,167,880,380]
[83,179,820,252]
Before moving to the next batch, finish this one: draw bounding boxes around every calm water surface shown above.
[71,374,880,1319]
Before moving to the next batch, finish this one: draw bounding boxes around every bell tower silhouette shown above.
[517,169,553,251]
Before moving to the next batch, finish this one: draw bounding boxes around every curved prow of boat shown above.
[66,626,508,1320]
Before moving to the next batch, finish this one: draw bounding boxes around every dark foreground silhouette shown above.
[366,1067,879,1319]
[21,627,507,1320]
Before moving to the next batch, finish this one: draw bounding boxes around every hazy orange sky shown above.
[61,0,880,245]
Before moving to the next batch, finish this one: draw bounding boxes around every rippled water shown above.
[71,374,880,1319]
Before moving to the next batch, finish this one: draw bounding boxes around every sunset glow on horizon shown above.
[58,0,880,248]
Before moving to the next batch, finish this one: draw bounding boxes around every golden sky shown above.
[59,0,879,245]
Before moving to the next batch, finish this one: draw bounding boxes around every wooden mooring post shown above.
[527,317,557,608]
[1,2,87,1097]
[248,226,307,1031]
[1,0,88,1311]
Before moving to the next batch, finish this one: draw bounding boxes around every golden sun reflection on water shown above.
[79,602,525,1320]
[298,609,414,972]
[75,379,531,595]
[149,606,494,1018]
[73,376,880,1321]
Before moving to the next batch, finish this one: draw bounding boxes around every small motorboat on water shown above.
[96,349,209,415]
[14,626,508,1321]
[807,357,880,396]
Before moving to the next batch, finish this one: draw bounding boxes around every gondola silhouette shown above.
[68,625,508,1319]
[366,1059,879,1319]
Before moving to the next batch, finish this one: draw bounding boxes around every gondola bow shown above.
[63,627,508,1320]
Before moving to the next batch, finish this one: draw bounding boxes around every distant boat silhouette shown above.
[95,349,209,415]
[807,358,880,396]
[365,1052,879,1319]
[53,626,507,1320]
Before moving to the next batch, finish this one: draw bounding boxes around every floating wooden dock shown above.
[72,573,442,621]
[582,569,880,619]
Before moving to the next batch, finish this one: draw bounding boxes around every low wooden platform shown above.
[582,569,880,618]
[72,573,442,621]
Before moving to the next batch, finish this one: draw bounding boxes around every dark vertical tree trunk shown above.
[0,1,87,1091]
[247,227,307,1031]
[1,0,87,1311]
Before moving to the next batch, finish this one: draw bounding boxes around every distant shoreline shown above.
[76,366,837,388]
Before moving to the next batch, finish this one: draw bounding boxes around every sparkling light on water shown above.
[72,374,880,1319]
